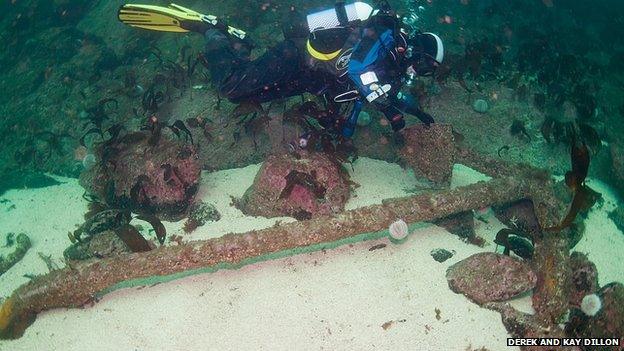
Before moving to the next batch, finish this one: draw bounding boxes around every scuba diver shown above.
[118,1,444,146]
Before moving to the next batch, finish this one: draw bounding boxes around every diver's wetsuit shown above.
[204,34,329,104]
[203,11,435,136]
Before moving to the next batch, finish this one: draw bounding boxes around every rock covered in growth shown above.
[446,252,537,305]
[80,132,201,220]
[183,201,221,233]
[63,230,132,261]
[566,282,624,351]
[486,302,569,351]
[236,151,350,220]
[399,124,455,187]
[430,248,454,263]
[568,252,599,306]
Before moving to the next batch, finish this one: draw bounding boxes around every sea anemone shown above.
[580,293,602,316]
[389,219,409,240]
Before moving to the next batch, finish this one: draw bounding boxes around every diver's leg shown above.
[203,29,252,87]
[212,39,308,103]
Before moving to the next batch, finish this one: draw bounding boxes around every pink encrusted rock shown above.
[446,252,537,305]
[568,251,599,306]
[80,132,201,220]
[567,282,624,350]
[236,151,350,219]
[399,123,456,187]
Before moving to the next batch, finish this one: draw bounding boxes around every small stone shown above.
[472,99,489,113]
[430,248,454,262]
[356,111,371,127]
[446,252,537,304]
[188,201,221,226]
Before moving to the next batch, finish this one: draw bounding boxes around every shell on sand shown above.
[389,219,409,240]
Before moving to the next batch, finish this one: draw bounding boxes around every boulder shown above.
[568,252,599,306]
[80,131,201,220]
[236,151,350,219]
[399,124,455,187]
[446,252,537,304]
[567,282,624,351]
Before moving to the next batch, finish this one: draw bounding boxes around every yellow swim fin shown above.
[118,3,247,39]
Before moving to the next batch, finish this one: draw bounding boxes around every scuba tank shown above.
[306,2,374,31]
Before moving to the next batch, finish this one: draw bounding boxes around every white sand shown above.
[0,158,621,351]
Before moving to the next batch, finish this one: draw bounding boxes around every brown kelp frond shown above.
[81,98,118,132]
[547,139,597,232]
[114,224,152,252]
[231,102,269,150]
[546,185,599,233]
[278,170,327,200]
[135,214,166,245]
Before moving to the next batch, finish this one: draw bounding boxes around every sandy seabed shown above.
[0,157,622,351]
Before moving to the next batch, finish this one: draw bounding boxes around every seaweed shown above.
[547,138,598,232]
[115,224,152,252]
[130,175,150,206]
[82,98,118,132]
[136,214,166,245]
[141,85,164,114]
[510,120,531,141]
[279,170,326,200]
[540,118,601,152]
[231,102,270,150]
